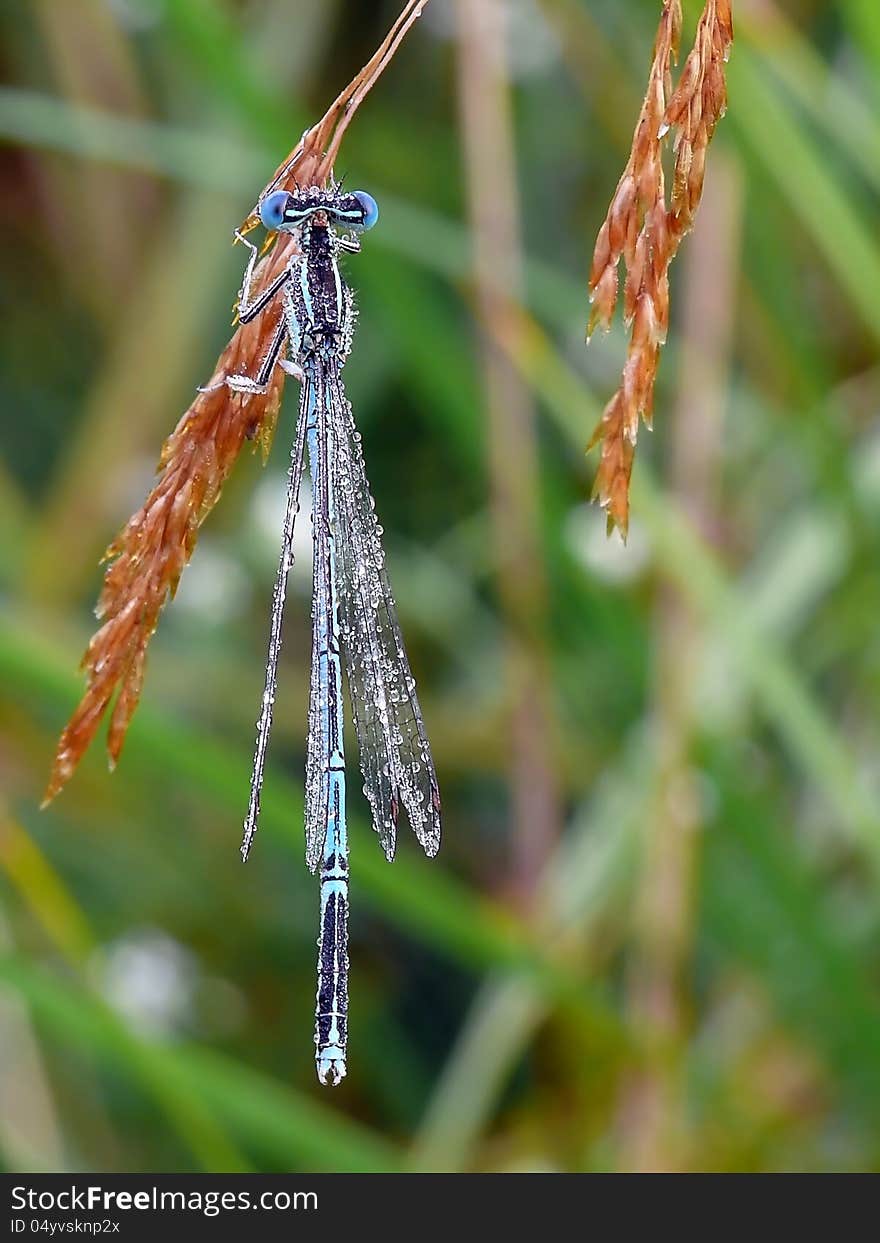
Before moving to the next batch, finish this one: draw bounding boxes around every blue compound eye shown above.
[259,190,292,231]
[352,190,379,231]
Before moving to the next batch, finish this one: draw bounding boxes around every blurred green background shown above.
[1,0,879,1173]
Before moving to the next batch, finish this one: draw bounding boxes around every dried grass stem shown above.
[587,0,733,538]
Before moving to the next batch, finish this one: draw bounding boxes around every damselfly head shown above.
[258,188,379,234]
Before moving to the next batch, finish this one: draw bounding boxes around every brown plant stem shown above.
[45,0,431,803]
[454,0,561,898]
[588,0,733,538]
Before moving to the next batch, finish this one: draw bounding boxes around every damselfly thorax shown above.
[206,185,440,1085]
[285,219,351,359]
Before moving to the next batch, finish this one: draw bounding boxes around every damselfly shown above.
[211,186,441,1085]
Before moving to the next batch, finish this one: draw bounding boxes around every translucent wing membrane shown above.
[327,372,441,861]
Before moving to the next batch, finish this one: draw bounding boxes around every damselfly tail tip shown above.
[316,1049,347,1086]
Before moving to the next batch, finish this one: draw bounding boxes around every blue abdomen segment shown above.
[315,832,349,1086]
[305,374,350,1086]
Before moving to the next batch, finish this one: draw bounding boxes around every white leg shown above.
[234,230,261,318]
